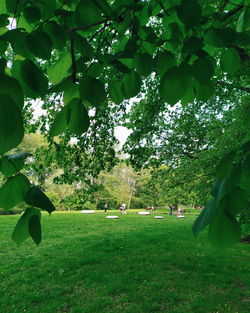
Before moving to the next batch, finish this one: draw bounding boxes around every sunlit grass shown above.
[0,212,249,313]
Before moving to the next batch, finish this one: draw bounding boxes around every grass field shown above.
[0,211,249,313]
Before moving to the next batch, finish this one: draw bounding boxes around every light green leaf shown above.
[25,186,56,214]
[49,105,71,137]
[68,98,90,135]
[0,94,24,155]
[48,52,72,85]
[0,153,29,176]
[12,207,41,245]
[21,59,48,98]
[0,174,30,210]
[220,48,241,75]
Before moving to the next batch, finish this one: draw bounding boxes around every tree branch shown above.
[68,19,109,33]
[70,34,77,83]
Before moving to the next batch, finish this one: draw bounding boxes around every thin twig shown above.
[68,19,110,33]
[70,34,77,83]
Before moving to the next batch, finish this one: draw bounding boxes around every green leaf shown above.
[154,50,176,77]
[191,55,215,84]
[159,67,184,105]
[236,8,250,32]
[79,76,106,106]
[49,105,71,137]
[25,186,56,214]
[87,62,103,78]
[5,0,17,14]
[26,29,52,60]
[21,60,48,98]
[109,81,124,104]
[12,207,41,245]
[216,150,236,179]
[182,36,204,54]
[0,73,24,109]
[68,98,90,135]
[177,0,202,28]
[0,174,31,210]
[205,28,236,47]
[220,48,241,75]
[63,83,80,105]
[48,52,72,85]
[122,71,142,99]
[50,99,90,137]
[23,6,41,23]
[0,153,30,176]
[208,210,241,248]
[194,80,214,102]
[0,94,24,155]
[134,53,153,77]
[75,0,102,28]
[192,198,218,237]
[29,214,42,245]
[44,21,67,51]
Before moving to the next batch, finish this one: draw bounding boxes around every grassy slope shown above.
[0,212,249,313]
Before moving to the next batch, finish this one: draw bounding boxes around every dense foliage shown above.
[0,0,249,246]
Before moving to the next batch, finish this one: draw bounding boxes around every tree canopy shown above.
[0,0,249,247]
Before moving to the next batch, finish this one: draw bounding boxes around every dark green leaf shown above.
[208,210,241,248]
[0,152,30,176]
[182,36,204,54]
[216,150,236,179]
[205,28,236,47]
[154,50,176,77]
[194,80,214,102]
[0,94,24,155]
[29,214,42,245]
[23,6,41,23]
[122,71,142,99]
[12,207,41,245]
[75,0,102,28]
[5,0,17,14]
[134,52,153,77]
[26,29,52,60]
[44,21,67,50]
[25,186,56,214]
[79,76,106,106]
[0,174,31,210]
[68,98,90,135]
[220,48,241,75]
[0,73,24,109]
[159,67,184,105]
[191,55,215,84]
[177,0,202,28]
[21,59,48,98]
[109,81,124,104]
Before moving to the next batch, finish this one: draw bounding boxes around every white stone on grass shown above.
[177,215,185,218]
[154,216,164,219]
[138,212,150,215]
[106,215,119,219]
[81,210,95,214]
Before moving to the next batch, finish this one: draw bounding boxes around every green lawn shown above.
[0,212,249,313]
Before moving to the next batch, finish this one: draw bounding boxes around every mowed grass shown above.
[0,212,249,313]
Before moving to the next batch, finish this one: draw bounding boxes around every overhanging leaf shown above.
[0,94,24,154]
[12,207,41,245]
[220,48,241,75]
[0,174,31,210]
[79,76,106,107]
[121,71,142,99]
[48,52,72,85]
[21,59,48,98]
[208,210,241,248]
[25,186,56,214]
